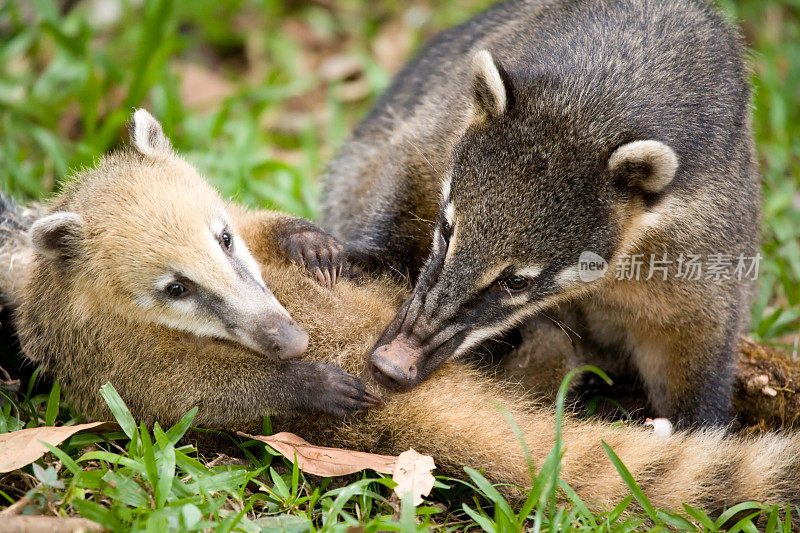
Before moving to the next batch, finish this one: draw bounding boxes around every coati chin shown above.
[321,0,760,427]
[0,110,798,517]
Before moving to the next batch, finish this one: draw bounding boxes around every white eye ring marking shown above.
[441,176,452,202]
[444,202,455,227]
[516,266,543,279]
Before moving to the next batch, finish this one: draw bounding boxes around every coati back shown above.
[2,111,799,518]
[321,0,760,427]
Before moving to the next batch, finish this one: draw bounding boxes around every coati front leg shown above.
[322,149,442,281]
[114,338,380,427]
[627,324,736,428]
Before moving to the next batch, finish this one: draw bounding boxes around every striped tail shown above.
[322,363,800,522]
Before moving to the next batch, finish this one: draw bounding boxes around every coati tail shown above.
[305,364,800,519]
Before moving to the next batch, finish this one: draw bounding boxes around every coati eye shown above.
[441,220,453,245]
[165,283,187,298]
[220,231,232,250]
[500,275,530,293]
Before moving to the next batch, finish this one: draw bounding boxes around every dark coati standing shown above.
[321,0,760,427]
[1,111,799,518]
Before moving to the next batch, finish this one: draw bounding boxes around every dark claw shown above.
[364,391,383,406]
[296,361,377,417]
[280,227,346,289]
[314,267,326,287]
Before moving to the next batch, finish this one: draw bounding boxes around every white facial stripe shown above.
[155,272,179,292]
[136,294,156,310]
[452,298,554,359]
[233,237,268,291]
[154,312,231,340]
[441,176,452,202]
[555,264,581,288]
[517,265,544,279]
[210,219,226,237]
[432,228,442,255]
[444,202,455,227]
[444,224,458,263]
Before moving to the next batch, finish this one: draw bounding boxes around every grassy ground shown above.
[0,0,799,530]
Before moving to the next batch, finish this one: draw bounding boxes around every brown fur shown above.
[5,118,799,517]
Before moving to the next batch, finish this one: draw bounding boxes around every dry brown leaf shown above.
[0,422,118,473]
[372,19,412,74]
[391,448,436,506]
[0,515,105,533]
[237,431,397,476]
[174,61,235,112]
[318,54,362,83]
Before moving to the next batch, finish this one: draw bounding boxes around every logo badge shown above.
[578,251,608,282]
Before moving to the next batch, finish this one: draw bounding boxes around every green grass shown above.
[1,0,799,530]
[4,374,796,531]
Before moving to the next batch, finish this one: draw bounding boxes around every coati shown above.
[321,0,760,427]
[6,109,377,421]
[0,110,798,517]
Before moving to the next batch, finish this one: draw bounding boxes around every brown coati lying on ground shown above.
[1,110,799,517]
[321,0,760,428]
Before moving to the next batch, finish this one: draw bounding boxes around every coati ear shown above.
[471,50,508,119]
[608,140,679,194]
[129,108,172,158]
[29,212,86,263]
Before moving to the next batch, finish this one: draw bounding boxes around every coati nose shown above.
[273,320,309,360]
[369,337,420,391]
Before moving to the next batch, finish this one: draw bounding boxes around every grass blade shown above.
[601,440,656,521]
[99,382,137,441]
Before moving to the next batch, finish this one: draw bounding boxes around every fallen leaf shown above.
[0,422,119,473]
[745,373,770,393]
[391,448,436,506]
[0,515,105,532]
[318,55,362,83]
[174,61,235,112]
[237,431,397,476]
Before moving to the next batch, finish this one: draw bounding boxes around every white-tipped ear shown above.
[608,140,678,194]
[471,49,507,119]
[129,108,172,158]
[29,212,85,262]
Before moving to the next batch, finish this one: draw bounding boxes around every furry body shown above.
[321,0,760,427]
[0,114,797,518]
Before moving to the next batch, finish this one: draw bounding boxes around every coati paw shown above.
[280,228,346,289]
[296,361,381,417]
